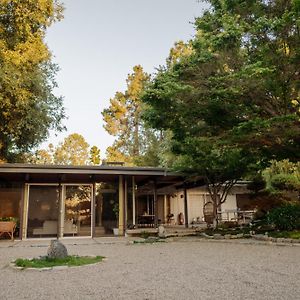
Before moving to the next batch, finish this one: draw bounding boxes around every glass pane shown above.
[0,183,22,239]
[27,185,59,238]
[95,182,118,236]
[64,185,92,237]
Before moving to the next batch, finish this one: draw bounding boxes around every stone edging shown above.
[199,233,300,244]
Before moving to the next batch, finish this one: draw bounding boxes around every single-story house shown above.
[0,164,253,240]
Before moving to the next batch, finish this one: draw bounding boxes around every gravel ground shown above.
[0,237,299,300]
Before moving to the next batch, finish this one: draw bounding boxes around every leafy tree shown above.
[89,146,101,165]
[54,133,90,165]
[29,147,54,165]
[142,0,300,223]
[0,0,65,162]
[263,160,300,194]
[28,135,94,166]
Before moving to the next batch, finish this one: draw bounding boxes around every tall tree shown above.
[166,40,194,68]
[0,0,65,162]
[102,65,161,166]
[142,0,300,223]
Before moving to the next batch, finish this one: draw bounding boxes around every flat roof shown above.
[0,163,176,176]
[0,164,183,188]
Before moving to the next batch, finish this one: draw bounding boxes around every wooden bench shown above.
[0,221,16,241]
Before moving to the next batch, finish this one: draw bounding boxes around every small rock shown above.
[224,234,231,240]
[213,234,224,239]
[47,240,68,259]
[200,233,213,239]
[158,225,166,238]
[254,234,268,241]
[236,233,244,239]
[283,238,293,243]
[276,238,284,243]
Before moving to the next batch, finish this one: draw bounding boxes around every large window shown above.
[95,182,118,236]
[27,185,59,238]
[64,185,92,237]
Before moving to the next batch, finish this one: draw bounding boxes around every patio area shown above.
[0,238,299,299]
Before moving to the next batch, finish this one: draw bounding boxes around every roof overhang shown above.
[0,164,184,187]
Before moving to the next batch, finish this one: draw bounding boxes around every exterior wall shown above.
[187,193,204,224]
[220,194,237,221]
[170,192,185,224]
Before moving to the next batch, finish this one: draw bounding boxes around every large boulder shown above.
[47,240,68,259]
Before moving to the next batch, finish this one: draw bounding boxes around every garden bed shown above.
[14,255,104,269]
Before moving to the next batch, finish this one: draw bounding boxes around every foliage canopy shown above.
[142,0,300,218]
[0,0,65,162]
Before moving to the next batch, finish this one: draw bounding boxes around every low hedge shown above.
[267,203,300,231]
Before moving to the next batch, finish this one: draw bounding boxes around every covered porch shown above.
[0,164,184,239]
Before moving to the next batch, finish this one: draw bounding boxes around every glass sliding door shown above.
[27,185,59,238]
[64,185,92,237]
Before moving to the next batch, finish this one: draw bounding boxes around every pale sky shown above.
[44,0,208,156]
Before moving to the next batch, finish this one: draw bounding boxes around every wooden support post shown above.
[22,184,29,239]
[163,195,167,224]
[118,175,125,235]
[92,182,96,238]
[184,188,188,228]
[132,176,136,226]
[19,183,25,240]
[58,183,64,239]
[124,177,128,231]
[153,180,158,227]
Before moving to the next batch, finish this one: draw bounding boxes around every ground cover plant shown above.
[204,228,250,236]
[267,231,300,239]
[14,255,104,269]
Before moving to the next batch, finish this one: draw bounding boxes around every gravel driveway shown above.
[0,238,299,300]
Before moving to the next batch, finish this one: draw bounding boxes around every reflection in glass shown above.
[27,185,59,238]
[64,185,92,237]
[95,182,118,236]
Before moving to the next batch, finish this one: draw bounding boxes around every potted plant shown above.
[112,202,119,235]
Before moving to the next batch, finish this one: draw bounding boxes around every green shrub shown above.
[140,231,150,239]
[263,160,300,193]
[267,204,300,230]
